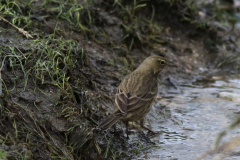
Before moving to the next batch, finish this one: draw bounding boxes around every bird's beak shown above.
[167,62,177,67]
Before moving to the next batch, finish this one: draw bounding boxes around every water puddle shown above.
[136,76,240,160]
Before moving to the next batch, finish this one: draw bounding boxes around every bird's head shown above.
[138,55,175,75]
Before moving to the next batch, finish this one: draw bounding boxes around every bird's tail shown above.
[98,115,122,130]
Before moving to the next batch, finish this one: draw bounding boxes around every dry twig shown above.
[0,15,33,39]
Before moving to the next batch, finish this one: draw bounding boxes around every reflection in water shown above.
[141,77,240,160]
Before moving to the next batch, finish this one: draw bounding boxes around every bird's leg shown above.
[125,121,129,139]
[114,123,116,132]
[140,119,156,134]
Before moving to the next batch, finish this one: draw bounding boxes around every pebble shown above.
[218,92,240,103]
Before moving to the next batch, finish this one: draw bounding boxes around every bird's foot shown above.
[119,133,129,139]
[141,125,156,135]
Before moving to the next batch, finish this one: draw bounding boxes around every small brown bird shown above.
[99,55,173,138]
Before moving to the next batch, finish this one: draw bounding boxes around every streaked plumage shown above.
[99,55,172,137]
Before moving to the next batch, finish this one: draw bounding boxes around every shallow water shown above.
[135,77,240,160]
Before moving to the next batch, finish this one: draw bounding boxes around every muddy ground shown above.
[1,0,240,159]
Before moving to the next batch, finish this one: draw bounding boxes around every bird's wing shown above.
[127,87,157,112]
[115,85,157,113]
[115,89,128,113]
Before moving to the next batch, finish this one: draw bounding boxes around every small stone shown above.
[218,92,240,103]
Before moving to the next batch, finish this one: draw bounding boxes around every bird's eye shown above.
[160,60,165,65]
